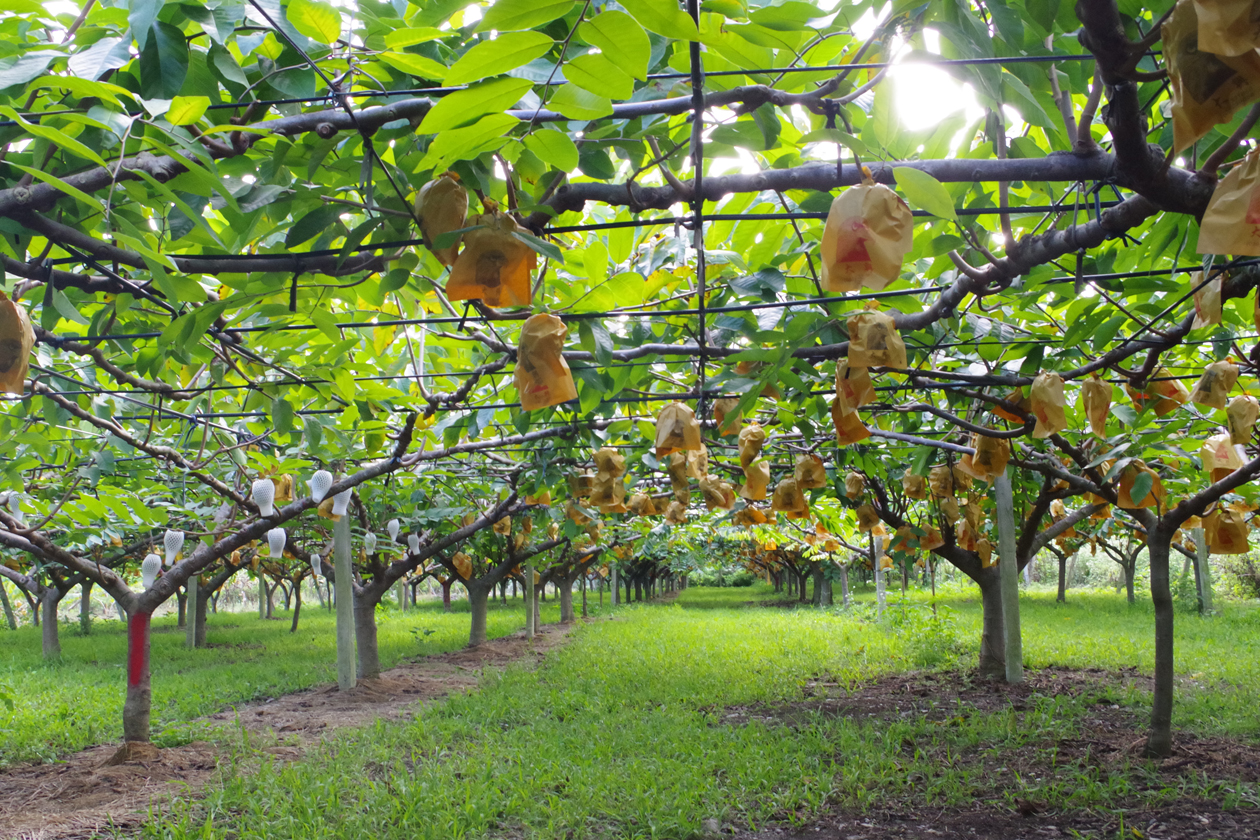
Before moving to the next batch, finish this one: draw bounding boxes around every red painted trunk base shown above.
[127,612,150,687]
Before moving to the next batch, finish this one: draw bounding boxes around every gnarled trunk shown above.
[290,579,302,633]
[1056,552,1067,603]
[41,588,61,659]
[123,610,152,743]
[1125,560,1136,605]
[194,583,209,647]
[0,580,16,630]
[441,578,452,612]
[1146,534,1174,757]
[354,591,381,681]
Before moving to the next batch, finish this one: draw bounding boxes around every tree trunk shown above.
[1056,552,1067,603]
[499,579,508,604]
[441,578,452,612]
[559,577,575,623]
[1146,535,1174,758]
[79,580,93,635]
[41,588,61,659]
[533,586,542,632]
[258,576,266,619]
[468,584,490,646]
[0,580,16,630]
[1125,561,1136,605]
[581,574,587,618]
[839,566,850,607]
[290,579,302,633]
[123,610,152,743]
[176,589,186,628]
[354,591,381,681]
[978,570,1006,680]
[1194,528,1213,614]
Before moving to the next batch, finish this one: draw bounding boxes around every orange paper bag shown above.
[446,207,535,307]
[1081,374,1112,438]
[655,402,703,457]
[1030,371,1068,438]
[1227,394,1260,443]
[0,290,34,395]
[1202,432,1246,480]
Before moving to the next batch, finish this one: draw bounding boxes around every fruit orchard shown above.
[1,0,1260,832]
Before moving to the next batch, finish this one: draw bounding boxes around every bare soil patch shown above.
[0,623,574,840]
[733,801,1260,839]
[720,668,1260,840]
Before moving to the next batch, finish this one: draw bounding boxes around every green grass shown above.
[0,592,577,766]
[127,584,1259,840]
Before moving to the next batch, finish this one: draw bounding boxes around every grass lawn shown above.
[0,590,579,766]
[120,583,1259,840]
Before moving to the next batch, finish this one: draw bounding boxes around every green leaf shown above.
[0,107,107,167]
[564,54,634,100]
[287,0,341,44]
[167,95,209,125]
[66,37,131,81]
[578,10,650,80]
[383,27,445,49]
[433,224,486,250]
[476,0,574,32]
[511,230,564,262]
[129,0,163,50]
[419,113,520,171]
[272,397,295,435]
[0,50,56,89]
[26,75,133,106]
[286,205,344,248]
[378,51,449,81]
[1129,470,1153,506]
[548,84,612,120]
[619,0,701,40]
[443,32,554,86]
[1092,315,1127,353]
[892,167,957,221]
[10,164,101,209]
[523,129,579,171]
[419,77,533,133]
[138,22,189,100]
[51,288,89,325]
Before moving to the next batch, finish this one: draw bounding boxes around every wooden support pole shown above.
[1194,527,1213,615]
[995,469,1024,684]
[334,514,356,691]
[185,575,198,649]
[525,561,535,641]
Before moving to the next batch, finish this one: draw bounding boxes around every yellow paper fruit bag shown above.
[831,398,871,445]
[847,305,907,369]
[835,359,876,414]
[902,473,928,499]
[1081,374,1112,438]
[713,398,741,436]
[1193,0,1260,55]
[928,465,954,497]
[1205,506,1251,553]
[1190,360,1239,410]
[1164,0,1260,152]
[794,454,827,489]
[627,492,658,517]
[844,471,866,500]
[452,551,473,580]
[1192,271,1223,330]
[956,433,1011,484]
[738,423,765,467]
[515,313,578,411]
[1227,394,1259,443]
[1199,147,1260,254]
[1202,431,1246,480]
[771,478,810,519]
[1117,460,1167,510]
[819,177,913,292]
[740,460,771,500]
[655,402,702,457]
[700,475,737,511]
[1029,371,1068,438]
[446,206,535,308]
[855,503,880,532]
[416,172,469,265]
[0,290,34,395]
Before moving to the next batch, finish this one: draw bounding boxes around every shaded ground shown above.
[734,802,1260,840]
[0,624,574,840]
[723,668,1260,840]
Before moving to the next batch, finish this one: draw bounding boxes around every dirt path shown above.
[0,624,575,840]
